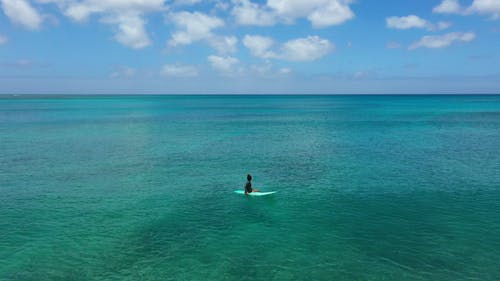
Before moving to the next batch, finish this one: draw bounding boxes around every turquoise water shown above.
[1,95,499,281]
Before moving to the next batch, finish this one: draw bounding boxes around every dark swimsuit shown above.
[245,181,253,193]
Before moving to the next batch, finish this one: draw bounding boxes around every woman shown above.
[244,174,260,195]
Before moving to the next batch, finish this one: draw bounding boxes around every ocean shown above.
[1,95,499,280]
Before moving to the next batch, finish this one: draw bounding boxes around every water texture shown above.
[1,95,499,280]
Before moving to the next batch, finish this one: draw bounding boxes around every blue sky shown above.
[0,0,499,94]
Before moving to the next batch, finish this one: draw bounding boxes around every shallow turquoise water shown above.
[1,95,499,280]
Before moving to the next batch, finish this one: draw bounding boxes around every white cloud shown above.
[386,15,451,31]
[279,67,292,74]
[409,32,476,50]
[250,63,272,75]
[433,0,464,14]
[214,1,229,11]
[434,0,500,19]
[248,63,293,76]
[0,34,7,45]
[232,0,355,28]
[208,35,238,54]
[232,0,276,26]
[1,0,43,30]
[305,0,355,27]
[243,34,333,61]
[167,11,238,54]
[469,0,500,19]
[168,12,236,54]
[279,36,333,61]
[353,71,372,79]
[0,59,46,68]
[161,64,198,77]
[168,11,224,46]
[53,0,167,22]
[243,35,276,59]
[386,15,428,29]
[208,55,239,72]
[64,3,99,22]
[102,13,151,49]
[33,0,166,49]
[110,66,136,78]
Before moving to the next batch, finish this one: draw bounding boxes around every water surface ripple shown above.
[1,95,499,280]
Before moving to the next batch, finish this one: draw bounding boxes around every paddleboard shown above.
[234,190,277,196]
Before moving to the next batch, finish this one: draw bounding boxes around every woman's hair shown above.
[247,174,252,181]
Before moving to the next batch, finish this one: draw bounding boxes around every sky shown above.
[0,0,499,94]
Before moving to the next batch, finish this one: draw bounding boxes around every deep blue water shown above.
[1,95,499,280]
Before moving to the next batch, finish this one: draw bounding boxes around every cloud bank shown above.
[409,32,476,50]
[243,35,334,61]
[434,0,500,19]
[1,0,43,30]
[386,15,451,31]
[232,0,355,28]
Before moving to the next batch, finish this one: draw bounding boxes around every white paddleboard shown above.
[234,190,277,196]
